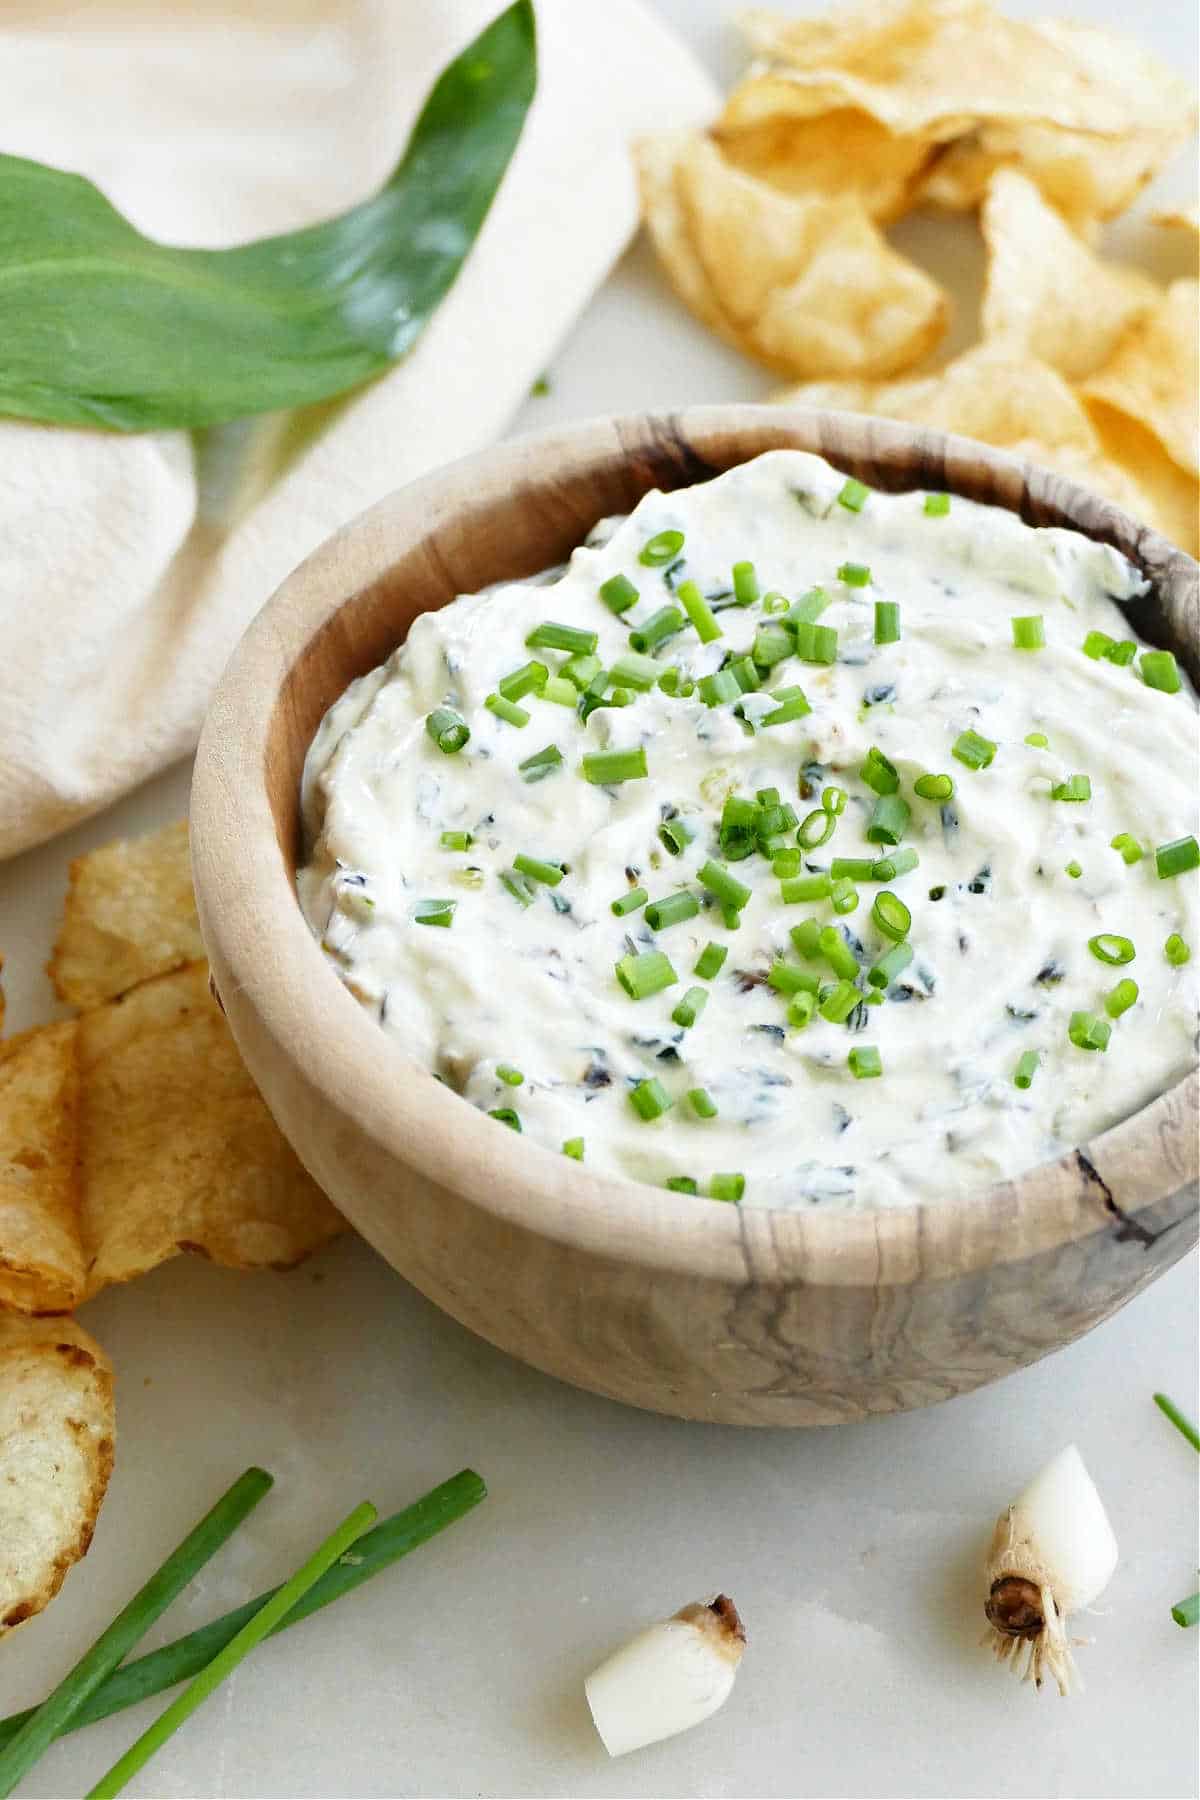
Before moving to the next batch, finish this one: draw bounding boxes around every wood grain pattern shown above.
[191,407,1199,1425]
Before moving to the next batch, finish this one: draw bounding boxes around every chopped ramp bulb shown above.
[585,1594,746,1757]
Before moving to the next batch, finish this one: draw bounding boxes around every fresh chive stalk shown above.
[599,574,639,614]
[1013,1050,1041,1089]
[412,898,455,928]
[871,848,919,880]
[629,606,684,653]
[866,794,909,846]
[694,942,727,980]
[563,1138,584,1161]
[822,785,847,816]
[709,1173,744,1203]
[762,686,811,727]
[518,744,564,782]
[924,492,949,516]
[830,877,859,915]
[848,1045,882,1079]
[488,1108,521,1131]
[781,873,831,904]
[1051,774,1091,803]
[645,892,699,931]
[797,808,836,850]
[1154,1393,1200,1452]
[1164,932,1191,966]
[698,860,751,913]
[615,950,677,1000]
[1068,1010,1111,1052]
[1110,832,1143,865]
[580,747,648,785]
[837,476,870,512]
[425,707,470,754]
[860,746,899,795]
[629,1078,672,1121]
[484,692,529,728]
[818,926,859,980]
[495,1064,523,1087]
[1105,978,1138,1018]
[872,891,910,941]
[953,729,996,771]
[611,886,647,917]
[787,991,816,1029]
[1088,933,1135,966]
[1140,649,1181,694]
[672,987,708,1028]
[513,854,564,887]
[791,621,838,664]
[837,561,870,588]
[819,979,861,1023]
[498,660,548,701]
[1011,615,1045,650]
[688,1088,718,1119]
[1156,836,1200,879]
[874,601,901,644]
[638,529,684,567]
[676,580,722,644]
[440,831,473,851]
[525,621,598,656]
[767,961,820,997]
[913,772,953,801]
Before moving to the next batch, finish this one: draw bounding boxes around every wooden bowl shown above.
[191,407,1198,1426]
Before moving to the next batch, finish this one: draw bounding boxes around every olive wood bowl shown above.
[191,407,1198,1426]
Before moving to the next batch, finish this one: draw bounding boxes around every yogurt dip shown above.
[298,451,1198,1209]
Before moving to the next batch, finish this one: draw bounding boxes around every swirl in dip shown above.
[298,451,1198,1208]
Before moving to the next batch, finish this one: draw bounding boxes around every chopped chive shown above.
[694,941,728,980]
[599,573,639,614]
[924,491,950,516]
[563,1137,584,1161]
[608,652,661,691]
[872,890,910,941]
[540,677,577,708]
[818,925,859,980]
[830,857,875,881]
[1105,977,1139,1018]
[413,898,455,927]
[837,561,871,588]
[484,692,529,728]
[1013,1050,1041,1089]
[1088,933,1135,965]
[629,1077,672,1121]
[874,600,901,644]
[498,660,549,701]
[1172,1594,1200,1629]
[866,793,910,846]
[498,870,536,909]
[791,620,838,664]
[611,886,648,917]
[1165,932,1191,965]
[688,1087,718,1119]
[752,624,793,669]
[867,941,913,989]
[1140,649,1181,693]
[870,848,919,880]
[1156,835,1200,878]
[1153,1393,1200,1451]
[848,1045,882,1079]
[525,621,598,656]
[787,990,817,1029]
[676,579,722,644]
[728,655,761,693]
[837,476,871,512]
[672,987,709,1028]
[1082,630,1116,659]
[629,605,685,653]
[512,854,564,887]
[772,849,802,879]
[797,808,836,849]
[781,873,832,904]
[864,989,884,1007]
[1011,615,1045,650]
[1051,773,1091,803]
[709,1172,744,1203]
[645,891,700,931]
[1105,639,1137,666]
[762,591,791,615]
[822,785,847,816]
[698,860,751,912]
[1025,730,1049,748]
[860,746,900,795]
[580,747,648,785]
[1065,861,1082,879]
[665,1175,698,1194]
[830,877,859,915]
[425,707,470,754]
[496,1064,524,1087]
[819,978,861,1023]
[790,919,822,960]
[638,528,685,567]
[719,795,759,861]
[913,772,954,802]
[518,744,564,785]
[488,1107,521,1131]
[658,816,696,857]
[697,668,742,706]
[561,651,602,690]
[953,729,997,770]
[1068,1010,1111,1052]
[615,950,677,1000]
[768,960,821,996]
[1110,832,1143,865]
[785,587,829,628]
[731,560,759,606]
[761,686,812,727]
[440,831,473,851]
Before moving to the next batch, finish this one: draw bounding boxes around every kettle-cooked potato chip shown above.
[1081,281,1199,480]
[1154,206,1200,242]
[981,171,1157,380]
[715,88,932,222]
[49,819,204,1011]
[637,130,948,379]
[0,1310,114,1633]
[0,1022,84,1315]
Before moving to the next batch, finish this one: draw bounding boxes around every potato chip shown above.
[1085,410,1200,559]
[715,88,932,222]
[0,1310,114,1633]
[0,1022,85,1315]
[77,962,343,1296]
[981,171,1157,380]
[48,818,204,1011]
[1081,281,1199,480]
[638,130,948,379]
[1154,206,1200,243]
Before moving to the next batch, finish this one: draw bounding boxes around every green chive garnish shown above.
[440,830,473,851]
[694,942,727,979]
[1068,1010,1111,1052]
[525,621,598,656]
[781,873,832,904]
[709,1172,744,1203]
[563,1137,584,1160]
[874,600,901,644]
[866,793,909,846]
[872,890,910,941]
[1082,630,1116,659]
[607,652,660,691]
[752,624,793,669]
[837,561,870,588]
[787,991,817,1029]
[638,528,685,567]
[672,987,708,1028]
[868,941,913,988]
[1025,731,1049,748]
[786,587,829,628]
[425,707,470,754]
[697,668,742,707]
[688,1087,718,1118]
[498,870,536,908]
[512,854,564,887]
[830,857,875,881]
[790,919,822,960]
[953,729,997,770]
[1089,933,1135,965]
[767,960,821,996]
[666,1175,698,1194]
[848,1045,882,1079]
[860,746,900,795]
[818,926,859,980]
[629,1077,672,1120]
[1140,649,1181,693]
[1154,1392,1200,1451]
[1155,835,1199,878]
[797,807,836,849]
[488,1107,521,1131]
[498,660,549,701]
[819,978,861,1023]
[761,685,812,727]
[561,651,602,690]
[518,744,564,784]
[762,591,790,615]
[1013,1050,1040,1089]
[676,579,722,644]
[1110,832,1143,865]
[413,898,455,927]
[924,491,950,516]
[698,860,751,912]
[1051,773,1091,802]
[1106,639,1138,666]
[496,1064,524,1086]
[837,476,870,512]
[615,950,677,1000]
[1011,615,1045,650]
[1105,978,1139,1018]
[913,772,954,801]
[629,605,684,653]
[728,655,760,693]
[830,876,859,915]
[791,620,838,664]
[645,891,699,931]
[871,848,919,880]
[1165,932,1191,965]
[773,849,802,878]
[1173,1594,1200,1629]
[580,747,648,785]
[732,560,758,605]
[484,692,529,728]
[599,573,639,614]
[822,785,847,815]
[611,886,648,917]
[1065,861,1082,879]
[658,816,696,857]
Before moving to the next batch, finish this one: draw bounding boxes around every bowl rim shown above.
[191,404,1199,1290]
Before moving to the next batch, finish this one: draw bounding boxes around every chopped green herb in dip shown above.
[298,452,1199,1209]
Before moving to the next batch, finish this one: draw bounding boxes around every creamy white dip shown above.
[298,451,1198,1209]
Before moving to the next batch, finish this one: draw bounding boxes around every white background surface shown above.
[2,2,1198,1796]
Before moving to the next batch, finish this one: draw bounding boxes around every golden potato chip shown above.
[714,88,931,222]
[638,130,948,379]
[1085,410,1199,559]
[77,962,343,1297]
[0,1021,85,1315]
[0,1310,114,1633]
[981,171,1157,380]
[1081,281,1199,480]
[1154,206,1200,243]
[49,819,204,1011]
